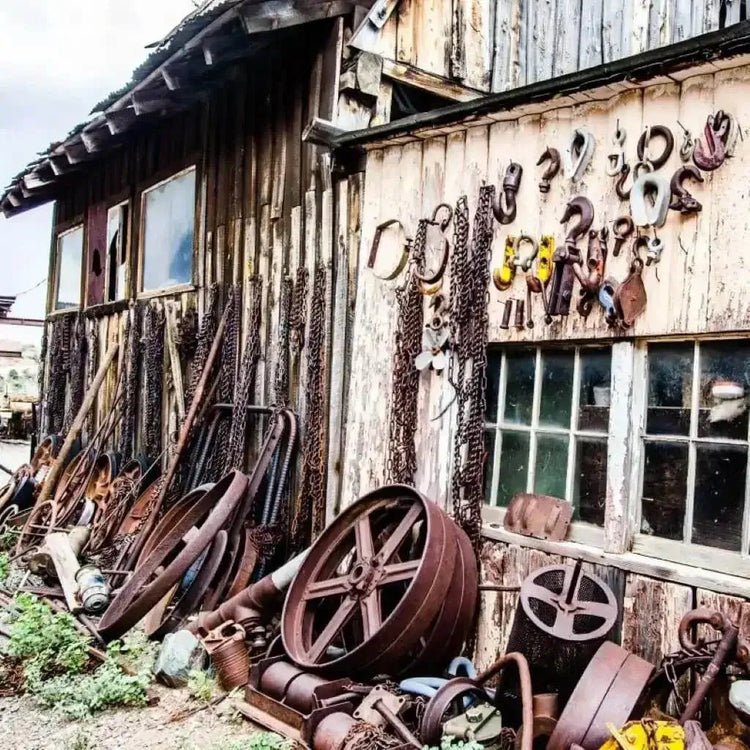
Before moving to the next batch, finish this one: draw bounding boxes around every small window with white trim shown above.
[484,345,612,531]
[140,166,196,292]
[106,201,129,301]
[639,340,750,554]
[54,224,84,310]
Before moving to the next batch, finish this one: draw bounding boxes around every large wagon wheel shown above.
[14,500,56,556]
[30,435,61,477]
[52,452,91,525]
[60,452,118,526]
[282,485,462,678]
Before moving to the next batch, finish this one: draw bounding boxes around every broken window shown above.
[484,345,612,527]
[106,201,129,301]
[140,167,196,292]
[641,340,750,553]
[54,224,84,310]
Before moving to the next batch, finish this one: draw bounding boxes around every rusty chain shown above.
[63,313,87,435]
[225,277,264,473]
[83,319,99,438]
[143,303,165,461]
[290,266,309,356]
[46,313,72,436]
[186,283,219,406]
[118,303,141,462]
[274,275,294,406]
[37,319,48,441]
[291,264,327,550]
[386,220,427,486]
[449,187,495,554]
[342,722,402,750]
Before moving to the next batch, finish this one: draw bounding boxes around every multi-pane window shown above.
[640,340,750,553]
[484,346,612,526]
[54,225,83,310]
[140,167,196,292]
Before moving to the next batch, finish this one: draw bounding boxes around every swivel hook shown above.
[693,114,726,172]
[492,162,523,224]
[560,196,594,243]
[606,125,627,177]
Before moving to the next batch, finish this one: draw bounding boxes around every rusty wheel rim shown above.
[14,500,55,556]
[117,478,160,537]
[60,452,117,526]
[30,436,59,474]
[281,484,457,677]
[53,453,90,523]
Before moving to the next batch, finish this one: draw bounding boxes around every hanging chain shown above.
[290,266,309,356]
[292,264,328,550]
[84,319,99,439]
[386,220,427,486]
[143,303,165,461]
[119,303,141,462]
[46,314,73,436]
[226,277,264,473]
[37,319,48,441]
[449,187,495,554]
[63,314,87,434]
[274,275,294,406]
[186,283,219,406]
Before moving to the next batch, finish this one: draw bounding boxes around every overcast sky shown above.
[0,0,197,319]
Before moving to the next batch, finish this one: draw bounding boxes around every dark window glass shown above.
[698,341,750,440]
[534,434,568,499]
[578,348,611,432]
[486,350,502,423]
[483,430,495,504]
[642,441,689,540]
[575,438,607,526]
[503,351,535,425]
[539,351,574,428]
[496,431,529,506]
[647,343,693,436]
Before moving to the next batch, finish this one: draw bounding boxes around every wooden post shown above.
[35,342,120,509]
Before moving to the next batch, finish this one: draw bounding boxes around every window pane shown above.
[539,351,573,428]
[503,351,535,425]
[574,438,606,526]
[647,343,693,436]
[692,444,747,551]
[641,441,688,540]
[534,434,569,499]
[107,204,128,301]
[486,350,502,424]
[483,430,495,504]
[578,348,611,433]
[56,226,83,310]
[142,169,196,291]
[698,341,750,440]
[495,430,529,506]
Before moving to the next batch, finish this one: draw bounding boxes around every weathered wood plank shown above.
[552,0,582,77]
[491,0,521,92]
[578,0,604,69]
[453,0,496,91]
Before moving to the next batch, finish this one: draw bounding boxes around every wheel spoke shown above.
[355,516,375,560]
[553,610,576,638]
[376,504,422,564]
[380,559,420,585]
[307,597,357,663]
[360,591,382,639]
[524,582,560,606]
[304,575,350,600]
[578,601,614,620]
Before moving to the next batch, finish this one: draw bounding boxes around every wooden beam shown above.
[236,0,354,34]
[348,0,401,52]
[105,107,137,135]
[22,170,55,191]
[49,155,72,176]
[381,59,484,102]
[302,116,348,147]
[6,192,21,208]
[161,66,181,91]
[202,39,220,66]
[64,139,92,164]
[131,92,173,116]
[80,127,111,153]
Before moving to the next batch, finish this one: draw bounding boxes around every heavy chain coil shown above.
[449,187,495,554]
[84,321,99,438]
[119,303,141,462]
[342,723,402,750]
[46,313,74,436]
[225,277,264,473]
[274,275,294,406]
[143,303,165,460]
[291,264,328,550]
[386,220,427,486]
[186,283,219,406]
[290,266,309,356]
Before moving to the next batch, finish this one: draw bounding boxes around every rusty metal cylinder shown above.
[208,627,250,691]
[515,299,525,329]
[500,300,513,329]
[312,712,358,750]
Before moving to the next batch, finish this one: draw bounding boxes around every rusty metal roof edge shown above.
[331,19,750,151]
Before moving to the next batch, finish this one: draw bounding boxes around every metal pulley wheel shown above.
[117,478,161,537]
[281,484,477,678]
[548,641,654,750]
[30,435,61,477]
[60,451,119,526]
[52,452,91,524]
[98,470,248,641]
[520,564,617,641]
[419,677,493,746]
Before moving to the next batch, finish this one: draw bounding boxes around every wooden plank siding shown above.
[355,0,744,93]
[48,25,356,502]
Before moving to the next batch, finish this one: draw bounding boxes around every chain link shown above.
[118,303,141,462]
[386,220,427,486]
[226,277,264,473]
[63,313,87,434]
[186,283,219,406]
[274,275,294,406]
[290,266,309,356]
[46,313,73,436]
[341,722,402,750]
[143,303,166,461]
[292,264,327,550]
[449,187,495,554]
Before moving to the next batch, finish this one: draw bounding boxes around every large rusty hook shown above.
[669,165,704,214]
[693,114,726,171]
[536,147,561,193]
[615,163,633,201]
[493,162,523,224]
[560,196,594,243]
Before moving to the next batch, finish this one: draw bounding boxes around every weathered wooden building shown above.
[5,0,750,671]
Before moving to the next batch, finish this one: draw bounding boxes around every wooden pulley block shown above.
[548,642,654,750]
[505,492,572,541]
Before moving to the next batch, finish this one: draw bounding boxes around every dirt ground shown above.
[0,683,266,749]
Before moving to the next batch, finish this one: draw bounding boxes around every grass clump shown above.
[0,551,9,585]
[212,734,294,750]
[187,668,217,703]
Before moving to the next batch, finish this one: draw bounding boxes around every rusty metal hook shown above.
[492,162,523,224]
[536,147,561,193]
[669,164,704,214]
[693,114,726,171]
[615,163,633,201]
[677,120,695,162]
[430,202,453,230]
[560,196,594,243]
[606,126,627,177]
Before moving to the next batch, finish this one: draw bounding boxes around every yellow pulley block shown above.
[538,235,555,284]
[600,720,684,750]
[492,235,517,291]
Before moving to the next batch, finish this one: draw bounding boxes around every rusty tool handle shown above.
[127,305,229,564]
[500,300,513,330]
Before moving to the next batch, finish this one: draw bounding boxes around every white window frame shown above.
[106,199,130,302]
[138,165,197,298]
[631,337,750,577]
[483,344,612,548]
[53,223,84,312]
